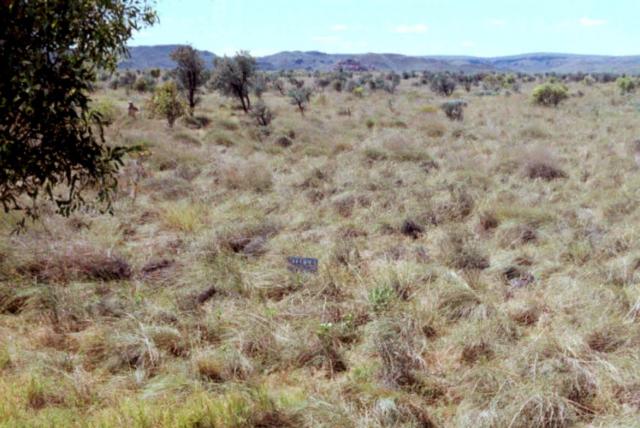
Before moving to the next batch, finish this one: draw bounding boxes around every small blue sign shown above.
[287,256,319,273]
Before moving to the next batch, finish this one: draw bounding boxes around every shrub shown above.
[369,285,395,313]
[532,83,569,107]
[148,82,185,127]
[441,100,467,121]
[133,75,155,93]
[89,98,119,126]
[617,76,636,95]
[430,74,456,96]
[288,87,313,115]
[250,100,274,127]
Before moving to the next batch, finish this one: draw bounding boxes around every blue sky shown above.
[131,0,639,57]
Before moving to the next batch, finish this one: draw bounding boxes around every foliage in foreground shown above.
[0,0,156,223]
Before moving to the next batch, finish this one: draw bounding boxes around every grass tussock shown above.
[1,78,640,426]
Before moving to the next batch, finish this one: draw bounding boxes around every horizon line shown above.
[126,44,640,59]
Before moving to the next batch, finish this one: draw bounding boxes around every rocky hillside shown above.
[121,45,640,74]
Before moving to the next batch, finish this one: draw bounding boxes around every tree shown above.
[0,0,156,223]
[170,45,206,114]
[148,82,185,128]
[289,87,313,115]
[210,51,256,113]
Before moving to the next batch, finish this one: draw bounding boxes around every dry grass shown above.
[1,76,640,426]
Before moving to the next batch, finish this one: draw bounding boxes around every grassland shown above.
[1,76,640,427]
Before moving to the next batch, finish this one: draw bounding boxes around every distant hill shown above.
[119,45,216,70]
[121,45,640,74]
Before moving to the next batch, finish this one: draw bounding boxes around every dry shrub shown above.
[373,397,435,427]
[423,186,474,225]
[146,325,188,357]
[614,383,640,409]
[509,302,542,326]
[219,159,273,192]
[502,392,577,428]
[437,285,490,321]
[193,347,253,382]
[371,319,425,390]
[497,224,537,248]
[586,325,627,353]
[332,194,356,218]
[295,333,347,376]
[17,243,131,283]
[400,218,424,239]
[438,228,489,271]
[523,149,567,181]
[210,220,280,258]
[0,283,28,314]
[477,211,499,233]
[460,341,494,365]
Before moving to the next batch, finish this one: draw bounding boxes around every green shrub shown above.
[617,77,636,95]
[532,83,569,107]
[89,98,118,126]
[133,75,156,93]
[369,285,394,313]
[148,82,185,127]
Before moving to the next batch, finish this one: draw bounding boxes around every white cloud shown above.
[488,19,506,27]
[579,17,607,27]
[312,35,340,43]
[461,41,476,48]
[394,24,428,34]
[331,24,348,32]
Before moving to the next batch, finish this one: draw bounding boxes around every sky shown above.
[131,0,640,57]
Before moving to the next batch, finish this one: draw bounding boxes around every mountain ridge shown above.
[120,45,640,74]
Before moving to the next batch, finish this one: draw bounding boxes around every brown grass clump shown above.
[586,325,627,353]
[523,148,567,181]
[193,348,253,382]
[460,341,494,365]
[370,319,425,390]
[477,210,499,233]
[17,242,131,283]
[400,218,424,239]
[424,186,475,225]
